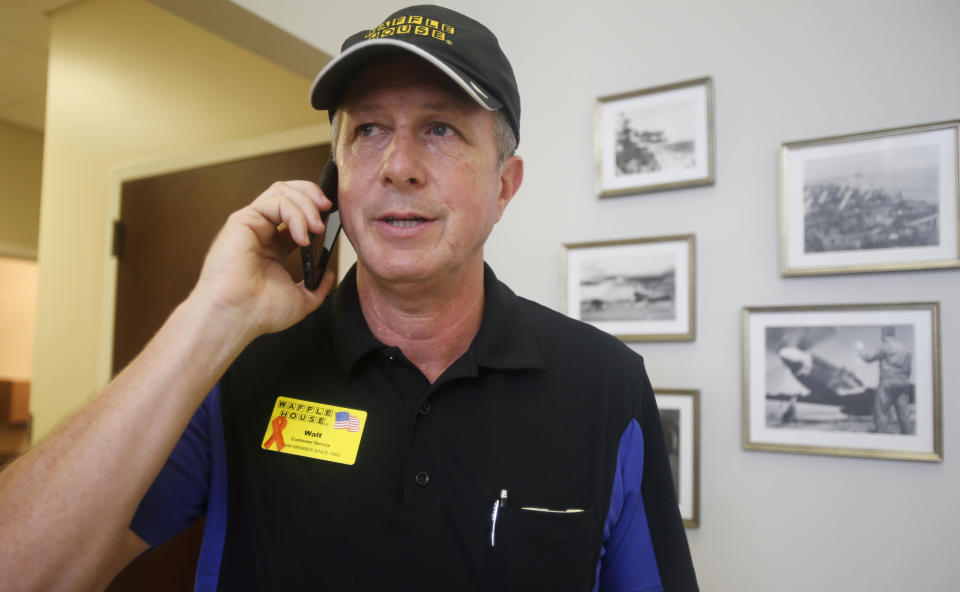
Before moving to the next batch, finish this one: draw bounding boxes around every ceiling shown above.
[0,0,77,133]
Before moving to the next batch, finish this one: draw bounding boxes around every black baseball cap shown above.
[309,5,520,143]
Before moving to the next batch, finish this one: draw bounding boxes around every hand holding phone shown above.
[301,159,342,290]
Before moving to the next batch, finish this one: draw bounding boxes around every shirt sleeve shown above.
[129,384,220,546]
[596,361,699,592]
[596,419,663,592]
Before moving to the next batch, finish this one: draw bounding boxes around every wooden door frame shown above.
[98,124,357,386]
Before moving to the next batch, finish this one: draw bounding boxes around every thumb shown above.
[290,268,338,324]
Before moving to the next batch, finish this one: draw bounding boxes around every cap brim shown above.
[309,39,502,113]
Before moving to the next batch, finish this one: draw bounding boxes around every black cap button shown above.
[415,471,430,487]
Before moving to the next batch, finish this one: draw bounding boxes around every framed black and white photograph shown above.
[742,303,942,462]
[655,388,699,528]
[562,235,694,341]
[781,120,960,276]
[596,77,715,197]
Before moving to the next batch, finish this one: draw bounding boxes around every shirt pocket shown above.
[483,505,598,591]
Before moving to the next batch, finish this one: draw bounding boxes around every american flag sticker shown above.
[261,396,366,465]
[334,411,362,432]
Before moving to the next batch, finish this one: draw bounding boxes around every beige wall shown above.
[0,258,38,381]
[32,0,326,438]
[0,122,43,259]
[0,122,41,383]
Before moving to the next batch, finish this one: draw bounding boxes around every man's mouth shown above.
[383,216,427,228]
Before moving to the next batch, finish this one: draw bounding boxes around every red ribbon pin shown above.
[263,415,288,451]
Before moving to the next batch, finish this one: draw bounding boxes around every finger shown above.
[231,201,305,253]
[250,193,317,247]
[273,224,300,258]
[282,180,331,209]
[225,208,279,250]
[311,267,338,301]
[272,180,333,223]
[275,182,327,231]
[318,267,337,295]
[292,267,337,319]
[253,181,323,219]
[279,199,313,246]
[274,181,334,237]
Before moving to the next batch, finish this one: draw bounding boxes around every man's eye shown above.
[356,123,376,136]
[429,123,454,137]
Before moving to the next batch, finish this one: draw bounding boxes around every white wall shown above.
[237,1,959,590]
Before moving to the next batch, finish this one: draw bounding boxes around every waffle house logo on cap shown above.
[364,15,455,45]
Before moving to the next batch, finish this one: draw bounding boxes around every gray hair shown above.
[330,108,517,168]
[490,109,518,167]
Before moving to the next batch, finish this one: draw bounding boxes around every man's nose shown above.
[380,129,425,188]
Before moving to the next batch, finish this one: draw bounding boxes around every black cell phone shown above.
[301,159,341,290]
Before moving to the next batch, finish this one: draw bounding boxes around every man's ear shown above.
[495,155,524,220]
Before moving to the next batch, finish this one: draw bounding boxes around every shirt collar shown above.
[327,265,381,374]
[471,263,545,371]
[326,263,545,377]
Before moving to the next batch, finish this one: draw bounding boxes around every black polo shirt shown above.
[133,264,698,591]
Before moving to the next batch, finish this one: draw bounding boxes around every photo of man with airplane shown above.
[764,324,916,435]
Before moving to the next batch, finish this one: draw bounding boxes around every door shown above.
[107,143,331,591]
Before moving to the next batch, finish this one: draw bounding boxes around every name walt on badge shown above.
[261,396,366,465]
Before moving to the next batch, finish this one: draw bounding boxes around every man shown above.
[0,6,697,591]
[857,326,914,434]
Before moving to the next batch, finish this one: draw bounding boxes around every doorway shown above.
[107,142,331,591]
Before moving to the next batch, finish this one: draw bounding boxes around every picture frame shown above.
[596,77,715,197]
[562,234,695,341]
[780,120,960,276]
[655,388,700,528]
[742,303,942,462]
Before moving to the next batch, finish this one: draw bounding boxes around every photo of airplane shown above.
[578,253,676,323]
[579,269,675,320]
[764,326,915,431]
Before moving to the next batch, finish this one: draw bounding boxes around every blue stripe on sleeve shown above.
[129,384,228,592]
[130,387,215,545]
[594,418,663,592]
[193,383,227,591]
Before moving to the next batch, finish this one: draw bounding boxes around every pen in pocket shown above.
[490,488,508,547]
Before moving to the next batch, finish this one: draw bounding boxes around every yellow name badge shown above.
[261,396,367,465]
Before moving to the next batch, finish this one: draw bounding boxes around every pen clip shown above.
[490,489,508,548]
